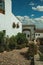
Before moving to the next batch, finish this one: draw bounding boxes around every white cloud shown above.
[35,16,43,21]
[32,5,43,11]
[31,14,34,17]
[29,2,34,6]
[16,16,43,29]
[41,16,43,19]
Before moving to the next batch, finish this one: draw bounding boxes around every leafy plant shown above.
[16,33,28,49]
[27,42,37,59]
[0,30,6,52]
[9,35,17,50]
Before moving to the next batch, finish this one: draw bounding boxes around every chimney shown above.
[5,0,12,15]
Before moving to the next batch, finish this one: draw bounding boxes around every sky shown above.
[12,0,43,18]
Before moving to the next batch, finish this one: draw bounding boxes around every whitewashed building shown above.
[35,29,43,39]
[22,25,35,40]
[0,0,22,37]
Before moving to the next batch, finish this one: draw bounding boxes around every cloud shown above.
[16,16,43,29]
[31,14,34,17]
[32,5,43,11]
[41,16,43,19]
[29,2,34,6]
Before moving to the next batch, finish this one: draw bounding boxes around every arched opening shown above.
[23,29,31,40]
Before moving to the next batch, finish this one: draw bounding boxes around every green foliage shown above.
[0,32,28,52]
[8,33,28,49]
[9,35,17,50]
[16,33,28,49]
[0,46,5,52]
[4,35,10,51]
[0,30,6,52]
[39,53,43,61]
[27,42,37,58]
[39,45,43,61]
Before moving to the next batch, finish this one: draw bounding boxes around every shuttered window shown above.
[0,0,5,14]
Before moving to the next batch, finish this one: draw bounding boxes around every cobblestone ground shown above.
[0,47,30,65]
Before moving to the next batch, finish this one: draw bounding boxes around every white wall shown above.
[35,33,43,39]
[22,25,35,40]
[23,31,30,40]
[0,0,22,37]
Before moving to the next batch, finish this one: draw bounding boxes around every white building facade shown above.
[22,25,35,40]
[35,29,43,39]
[0,0,22,37]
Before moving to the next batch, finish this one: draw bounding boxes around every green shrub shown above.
[4,36,10,51]
[39,52,43,61]
[9,35,17,50]
[0,30,6,52]
[16,33,28,49]
[39,45,43,61]
[27,42,37,58]
[0,46,5,52]
[0,32,28,51]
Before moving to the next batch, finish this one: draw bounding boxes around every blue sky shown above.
[12,0,43,18]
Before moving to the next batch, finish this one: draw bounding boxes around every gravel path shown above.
[0,47,30,65]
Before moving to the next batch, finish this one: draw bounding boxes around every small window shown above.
[27,34,29,37]
[36,34,40,36]
[12,22,16,28]
[16,23,19,28]
[38,34,40,36]
[36,34,37,36]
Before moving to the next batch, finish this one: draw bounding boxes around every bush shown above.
[0,46,5,52]
[4,36,10,51]
[27,41,37,59]
[39,54,43,61]
[39,45,43,61]
[9,35,17,50]
[0,30,6,52]
[16,33,28,49]
[0,32,28,52]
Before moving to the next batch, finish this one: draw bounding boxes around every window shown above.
[36,34,37,36]
[12,22,16,28]
[36,34,40,36]
[16,23,19,28]
[0,0,5,14]
[12,22,19,28]
[38,34,40,36]
[27,34,29,37]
